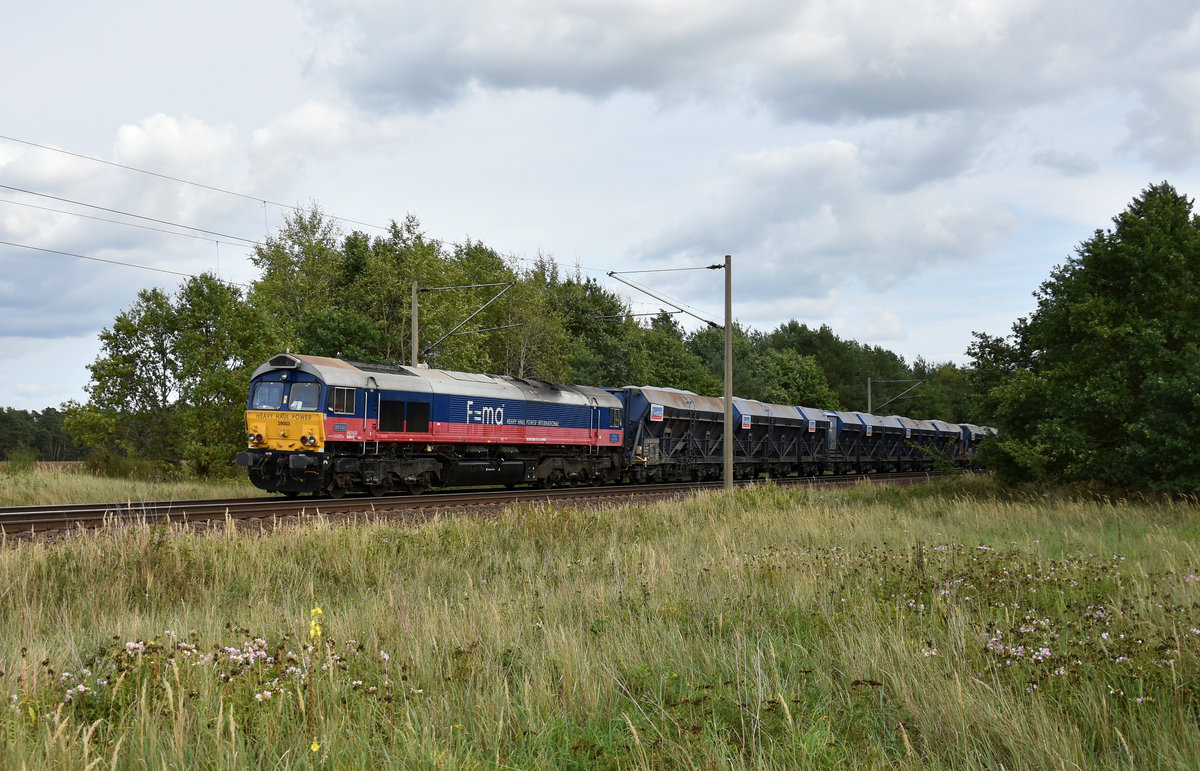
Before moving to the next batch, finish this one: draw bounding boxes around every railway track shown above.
[0,472,941,536]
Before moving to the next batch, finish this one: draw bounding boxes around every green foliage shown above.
[761,348,840,408]
[1,447,38,475]
[971,182,1200,492]
[684,320,977,416]
[686,322,768,398]
[545,270,644,387]
[81,447,183,482]
[907,358,974,421]
[175,275,281,474]
[768,321,909,410]
[67,287,182,461]
[640,313,721,394]
[0,407,85,462]
[67,275,278,474]
[491,263,571,381]
[247,204,345,344]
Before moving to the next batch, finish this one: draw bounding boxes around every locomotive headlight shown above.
[248,432,255,442]
[308,435,317,446]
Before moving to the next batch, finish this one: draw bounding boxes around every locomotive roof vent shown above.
[270,354,301,369]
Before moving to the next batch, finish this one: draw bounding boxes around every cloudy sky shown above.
[3,0,1199,411]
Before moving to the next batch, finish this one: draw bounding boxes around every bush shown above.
[1,447,39,476]
[83,448,183,482]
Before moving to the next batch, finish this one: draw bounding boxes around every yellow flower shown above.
[309,606,324,640]
[311,741,320,752]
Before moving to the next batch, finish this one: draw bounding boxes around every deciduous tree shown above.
[67,275,277,473]
[971,182,1200,491]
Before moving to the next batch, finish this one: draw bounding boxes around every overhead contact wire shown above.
[0,184,259,244]
[0,134,390,232]
[0,239,249,287]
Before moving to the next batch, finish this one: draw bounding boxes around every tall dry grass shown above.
[1,476,1198,768]
[0,465,260,506]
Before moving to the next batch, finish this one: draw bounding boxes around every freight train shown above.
[235,353,992,497]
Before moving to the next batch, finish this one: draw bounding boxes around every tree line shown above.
[0,407,86,463]
[50,207,984,476]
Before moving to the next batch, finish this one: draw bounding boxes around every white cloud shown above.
[114,115,238,174]
[635,134,1018,308]
[252,101,353,157]
[834,307,907,344]
[251,100,357,189]
[0,145,98,191]
[1031,149,1098,177]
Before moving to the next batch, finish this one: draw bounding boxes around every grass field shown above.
[0,464,260,507]
[2,475,1198,768]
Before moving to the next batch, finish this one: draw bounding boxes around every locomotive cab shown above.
[235,354,331,494]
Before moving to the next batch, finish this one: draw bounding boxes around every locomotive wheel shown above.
[406,482,428,495]
[368,484,388,497]
[326,483,345,499]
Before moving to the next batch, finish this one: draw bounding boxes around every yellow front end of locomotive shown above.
[245,410,325,452]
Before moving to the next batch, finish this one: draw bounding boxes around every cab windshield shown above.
[288,382,321,411]
[252,382,285,410]
[251,381,322,411]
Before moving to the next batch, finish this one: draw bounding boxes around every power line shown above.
[607,268,724,326]
[0,133,391,233]
[593,310,682,321]
[610,265,725,274]
[505,252,726,326]
[0,196,234,244]
[505,252,612,278]
[606,271,722,328]
[0,183,259,245]
[0,239,249,287]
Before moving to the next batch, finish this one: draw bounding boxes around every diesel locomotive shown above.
[235,353,990,496]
